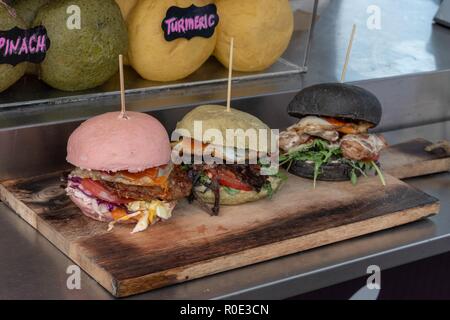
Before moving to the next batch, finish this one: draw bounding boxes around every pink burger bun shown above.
[67,111,171,172]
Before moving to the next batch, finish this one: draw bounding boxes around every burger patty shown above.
[101,166,192,202]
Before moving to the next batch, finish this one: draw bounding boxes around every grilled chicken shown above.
[287,116,340,142]
[279,131,311,152]
[340,134,387,161]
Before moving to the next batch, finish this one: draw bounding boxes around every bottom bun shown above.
[287,160,360,181]
[195,177,284,205]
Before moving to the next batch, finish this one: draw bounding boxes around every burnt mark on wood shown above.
[40,207,83,221]
[0,168,440,297]
[2,171,73,213]
[83,183,437,281]
[389,139,443,160]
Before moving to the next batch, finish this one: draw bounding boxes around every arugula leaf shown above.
[280,139,341,188]
[371,161,386,186]
[180,164,191,171]
[263,181,274,199]
[198,174,211,185]
[273,170,288,182]
[280,139,386,186]
[223,186,240,195]
[350,170,358,185]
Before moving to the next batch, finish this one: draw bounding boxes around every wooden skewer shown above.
[118,54,128,119]
[340,24,357,83]
[226,37,234,113]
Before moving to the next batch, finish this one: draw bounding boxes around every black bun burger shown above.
[280,83,387,186]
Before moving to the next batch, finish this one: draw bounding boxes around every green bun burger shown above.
[174,105,285,214]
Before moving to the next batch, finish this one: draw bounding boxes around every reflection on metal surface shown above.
[0,58,304,110]
[295,0,450,85]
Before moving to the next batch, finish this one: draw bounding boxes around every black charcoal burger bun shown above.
[287,160,361,181]
[287,83,382,126]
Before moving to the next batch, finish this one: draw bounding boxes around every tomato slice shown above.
[80,179,130,204]
[215,170,253,191]
[324,117,347,127]
[324,117,359,134]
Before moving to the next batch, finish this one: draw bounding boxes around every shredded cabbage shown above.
[107,200,175,234]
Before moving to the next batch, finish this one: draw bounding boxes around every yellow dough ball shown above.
[128,0,217,82]
[115,0,137,65]
[115,0,137,21]
[214,0,294,72]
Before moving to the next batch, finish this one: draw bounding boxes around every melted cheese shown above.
[173,138,260,164]
[71,165,172,187]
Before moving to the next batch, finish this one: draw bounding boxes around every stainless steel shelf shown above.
[0,57,305,110]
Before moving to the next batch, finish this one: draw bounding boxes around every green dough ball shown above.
[10,0,51,75]
[33,0,128,91]
[0,3,27,93]
[11,0,50,26]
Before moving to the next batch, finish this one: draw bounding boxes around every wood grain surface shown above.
[0,169,439,297]
[381,138,450,179]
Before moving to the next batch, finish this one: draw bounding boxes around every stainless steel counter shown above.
[1,0,450,300]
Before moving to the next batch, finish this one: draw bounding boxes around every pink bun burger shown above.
[66,112,192,233]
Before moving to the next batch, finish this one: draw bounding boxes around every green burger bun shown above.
[176,104,273,152]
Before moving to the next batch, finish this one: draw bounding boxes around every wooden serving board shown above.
[381,138,450,179]
[0,170,439,297]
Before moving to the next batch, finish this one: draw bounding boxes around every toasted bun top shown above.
[175,105,272,151]
[67,111,170,172]
[287,83,382,126]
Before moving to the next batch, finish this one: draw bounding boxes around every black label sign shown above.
[0,26,51,66]
[162,4,219,41]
